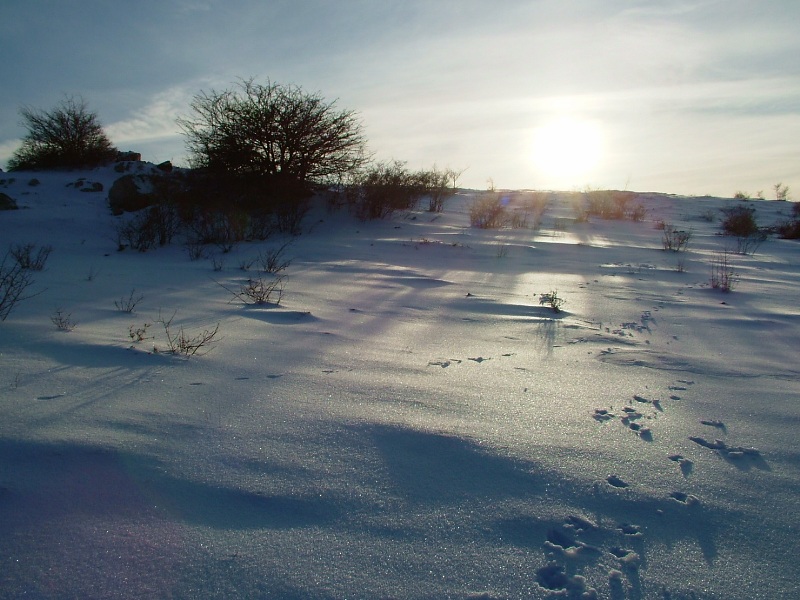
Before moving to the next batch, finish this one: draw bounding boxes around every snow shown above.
[1,166,799,599]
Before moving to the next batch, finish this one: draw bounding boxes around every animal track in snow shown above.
[668,454,694,477]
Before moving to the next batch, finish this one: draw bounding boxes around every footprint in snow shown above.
[468,356,490,363]
[669,491,699,506]
[668,454,694,477]
[607,475,629,489]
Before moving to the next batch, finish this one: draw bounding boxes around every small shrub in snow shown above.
[0,243,50,321]
[0,250,42,321]
[720,205,768,254]
[735,230,768,255]
[114,289,144,313]
[156,311,220,356]
[469,192,506,228]
[662,225,692,252]
[256,241,292,274]
[710,251,736,292]
[128,322,152,343]
[720,205,758,237]
[221,274,286,305]
[774,182,790,201]
[10,243,52,271]
[51,307,76,331]
[539,290,565,313]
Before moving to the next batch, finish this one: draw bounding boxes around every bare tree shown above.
[177,79,368,186]
[8,96,117,171]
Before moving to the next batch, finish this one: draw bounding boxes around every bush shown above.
[469,192,506,228]
[710,251,736,292]
[720,205,768,254]
[156,311,220,356]
[539,290,565,313]
[507,192,549,229]
[720,205,759,237]
[662,225,691,252]
[424,167,461,213]
[116,204,180,252]
[0,243,50,321]
[774,183,790,201]
[583,190,640,220]
[346,160,431,220]
[7,96,117,171]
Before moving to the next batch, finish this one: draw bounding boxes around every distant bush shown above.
[424,167,462,213]
[720,205,759,237]
[720,205,768,254]
[774,183,790,201]
[775,219,800,239]
[775,203,800,239]
[469,192,506,228]
[346,160,429,220]
[507,191,549,229]
[582,190,643,221]
[7,96,117,171]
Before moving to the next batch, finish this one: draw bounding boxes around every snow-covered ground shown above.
[1,166,798,599]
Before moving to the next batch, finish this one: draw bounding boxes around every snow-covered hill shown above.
[1,166,799,599]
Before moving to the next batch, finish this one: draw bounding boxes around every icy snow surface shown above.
[1,166,799,599]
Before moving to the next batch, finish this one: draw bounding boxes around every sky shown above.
[1,0,799,197]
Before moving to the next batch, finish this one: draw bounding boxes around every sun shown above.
[531,117,604,187]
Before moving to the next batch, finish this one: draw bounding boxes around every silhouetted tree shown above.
[7,96,117,171]
[177,79,368,187]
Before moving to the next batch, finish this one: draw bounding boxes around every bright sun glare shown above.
[531,117,604,187]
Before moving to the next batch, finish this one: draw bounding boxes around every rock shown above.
[115,150,142,162]
[80,181,104,193]
[0,192,18,210]
[156,160,173,173]
[108,174,159,215]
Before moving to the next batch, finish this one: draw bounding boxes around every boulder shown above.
[0,192,18,210]
[156,160,173,173]
[108,174,159,215]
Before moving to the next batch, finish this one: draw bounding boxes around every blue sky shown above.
[2,0,799,196]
